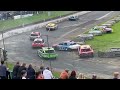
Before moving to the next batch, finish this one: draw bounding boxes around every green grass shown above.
[0,11,75,31]
[85,21,120,51]
[52,71,61,78]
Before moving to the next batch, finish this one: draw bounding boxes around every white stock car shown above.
[30,32,41,40]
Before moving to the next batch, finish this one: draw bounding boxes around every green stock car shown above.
[37,47,58,59]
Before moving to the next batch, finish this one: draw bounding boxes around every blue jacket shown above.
[0,64,7,77]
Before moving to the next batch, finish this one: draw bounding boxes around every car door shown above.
[62,42,68,50]
[58,43,64,50]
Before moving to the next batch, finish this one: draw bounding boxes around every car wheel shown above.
[67,48,72,51]
[91,54,94,58]
[54,57,57,59]
[53,46,58,50]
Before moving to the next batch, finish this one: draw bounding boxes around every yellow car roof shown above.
[47,23,55,26]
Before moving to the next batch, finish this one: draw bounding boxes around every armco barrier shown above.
[97,51,115,58]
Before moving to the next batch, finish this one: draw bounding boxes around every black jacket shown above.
[69,76,77,79]
[27,67,35,79]
[12,65,20,78]
[17,66,26,78]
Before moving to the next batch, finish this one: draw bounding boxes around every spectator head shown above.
[92,74,97,79]
[36,71,42,78]
[1,60,4,65]
[21,70,27,77]
[16,61,19,65]
[70,70,76,77]
[40,66,44,70]
[78,73,85,79]
[22,63,26,67]
[46,67,49,70]
[28,64,32,68]
[65,69,69,73]
[113,72,119,79]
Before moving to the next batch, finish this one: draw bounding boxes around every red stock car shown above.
[78,45,94,58]
[32,38,45,48]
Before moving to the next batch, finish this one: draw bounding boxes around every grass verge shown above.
[0,11,76,31]
[85,21,120,51]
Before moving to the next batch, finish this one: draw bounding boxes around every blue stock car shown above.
[52,40,81,51]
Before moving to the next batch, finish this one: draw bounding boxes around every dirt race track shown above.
[1,11,120,78]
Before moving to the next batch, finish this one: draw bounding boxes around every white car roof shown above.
[34,38,43,41]
[105,28,112,30]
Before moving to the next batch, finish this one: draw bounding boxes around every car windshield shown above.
[34,41,43,43]
[45,50,55,53]
[81,48,91,52]
[70,43,76,45]
[31,34,38,36]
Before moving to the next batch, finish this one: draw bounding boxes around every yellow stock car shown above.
[46,23,58,31]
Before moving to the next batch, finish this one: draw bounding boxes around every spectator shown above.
[12,62,20,79]
[43,67,53,79]
[6,68,11,79]
[113,72,119,79]
[36,71,44,79]
[69,70,77,79]
[59,69,69,79]
[21,70,27,79]
[17,63,27,79]
[39,66,44,74]
[77,73,85,79]
[92,74,97,79]
[27,64,35,79]
[0,60,7,79]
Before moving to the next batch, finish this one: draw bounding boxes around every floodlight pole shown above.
[44,35,52,71]
[1,26,5,50]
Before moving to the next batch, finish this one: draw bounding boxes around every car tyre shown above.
[67,48,72,51]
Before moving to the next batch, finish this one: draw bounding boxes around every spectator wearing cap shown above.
[92,74,97,79]
[36,71,44,79]
[27,64,35,79]
[0,60,7,79]
[43,67,53,79]
[69,70,77,79]
[77,73,85,79]
[12,62,20,79]
[59,69,69,79]
[21,70,27,79]
[17,63,27,79]
[113,72,119,79]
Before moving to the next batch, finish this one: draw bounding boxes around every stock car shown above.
[103,28,113,33]
[88,28,103,36]
[46,22,58,31]
[32,38,45,48]
[68,16,79,21]
[78,45,94,58]
[30,32,41,40]
[52,40,81,51]
[37,47,58,59]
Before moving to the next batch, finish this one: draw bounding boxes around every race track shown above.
[2,11,120,78]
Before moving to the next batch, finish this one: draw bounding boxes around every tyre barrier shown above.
[97,51,116,58]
